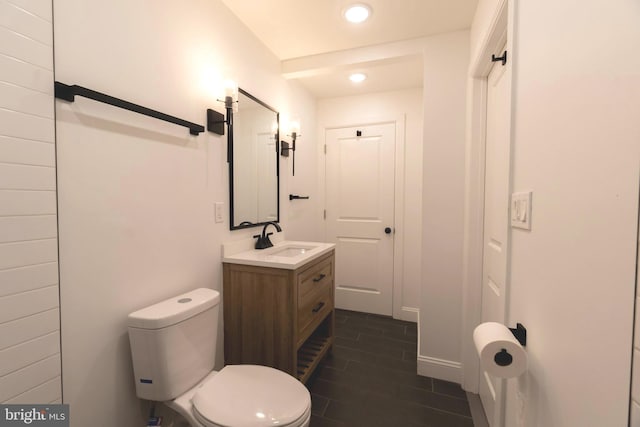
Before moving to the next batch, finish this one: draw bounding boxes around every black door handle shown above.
[384,227,392,234]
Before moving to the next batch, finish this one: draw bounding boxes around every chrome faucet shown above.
[253,222,282,249]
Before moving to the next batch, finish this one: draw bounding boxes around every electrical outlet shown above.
[214,202,224,223]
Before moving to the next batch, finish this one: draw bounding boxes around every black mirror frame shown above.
[229,88,280,231]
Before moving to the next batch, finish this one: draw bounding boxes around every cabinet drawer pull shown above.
[312,302,325,313]
[313,274,326,283]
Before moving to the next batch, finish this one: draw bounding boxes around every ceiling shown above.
[220,0,478,98]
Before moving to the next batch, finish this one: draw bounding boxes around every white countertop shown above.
[222,237,335,270]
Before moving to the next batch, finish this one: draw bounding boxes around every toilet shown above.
[127,288,311,427]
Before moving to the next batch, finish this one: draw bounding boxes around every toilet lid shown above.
[192,365,311,427]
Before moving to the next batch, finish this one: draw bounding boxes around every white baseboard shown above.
[397,306,419,322]
[467,392,489,427]
[413,308,461,384]
[417,355,462,384]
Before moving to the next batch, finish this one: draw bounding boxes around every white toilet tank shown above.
[128,288,220,401]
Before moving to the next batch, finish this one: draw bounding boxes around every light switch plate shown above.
[214,202,224,223]
[511,191,532,230]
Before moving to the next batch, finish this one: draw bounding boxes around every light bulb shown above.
[349,73,367,83]
[344,4,371,23]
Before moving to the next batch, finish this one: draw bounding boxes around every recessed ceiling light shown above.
[349,73,367,83]
[344,3,371,24]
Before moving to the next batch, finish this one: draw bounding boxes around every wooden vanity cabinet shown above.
[222,250,335,383]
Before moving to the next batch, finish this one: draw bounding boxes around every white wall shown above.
[470,0,640,425]
[419,31,470,382]
[0,0,62,404]
[280,89,320,241]
[317,88,424,320]
[52,0,316,425]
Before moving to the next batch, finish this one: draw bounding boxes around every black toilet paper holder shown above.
[509,323,527,347]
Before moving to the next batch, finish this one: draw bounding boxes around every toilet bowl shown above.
[167,367,311,427]
[127,288,311,427]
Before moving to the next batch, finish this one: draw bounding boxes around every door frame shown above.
[319,115,411,321]
[461,0,514,394]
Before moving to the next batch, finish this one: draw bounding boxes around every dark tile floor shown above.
[307,309,474,427]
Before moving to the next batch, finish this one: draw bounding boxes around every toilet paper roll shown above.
[473,322,527,378]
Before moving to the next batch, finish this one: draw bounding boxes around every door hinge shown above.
[324,144,327,154]
[323,209,326,220]
[491,50,507,66]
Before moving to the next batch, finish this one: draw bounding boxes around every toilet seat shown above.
[191,365,311,427]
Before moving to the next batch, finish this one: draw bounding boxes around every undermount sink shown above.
[270,245,316,257]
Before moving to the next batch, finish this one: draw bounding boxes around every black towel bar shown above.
[54,81,205,136]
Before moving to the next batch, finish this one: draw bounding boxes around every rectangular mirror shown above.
[229,88,279,230]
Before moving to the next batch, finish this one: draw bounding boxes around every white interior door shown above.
[325,123,395,316]
[479,44,512,427]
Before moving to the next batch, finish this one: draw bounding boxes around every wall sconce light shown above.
[207,80,238,162]
[280,120,300,175]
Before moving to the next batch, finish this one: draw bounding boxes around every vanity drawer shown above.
[298,287,333,344]
[298,256,333,307]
